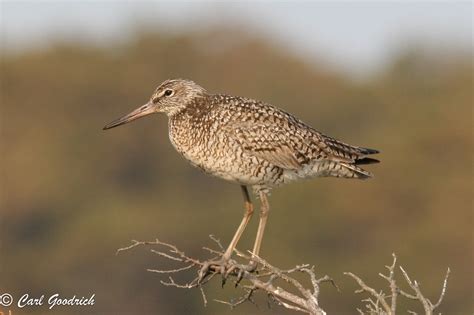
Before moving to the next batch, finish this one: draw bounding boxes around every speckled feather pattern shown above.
[167,87,379,193]
[102,79,379,261]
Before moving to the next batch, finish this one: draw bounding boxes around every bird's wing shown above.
[217,97,379,170]
[223,119,379,170]
[223,121,315,170]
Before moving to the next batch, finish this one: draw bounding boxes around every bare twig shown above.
[433,268,450,309]
[118,240,450,315]
[209,234,224,251]
[214,287,256,309]
[345,254,450,315]
[344,271,392,314]
[147,263,194,274]
[399,265,450,315]
[378,253,398,314]
[117,236,332,314]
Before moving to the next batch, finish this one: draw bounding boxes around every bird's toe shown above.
[198,257,234,285]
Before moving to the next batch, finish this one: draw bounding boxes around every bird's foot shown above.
[198,256,258,287]
[198,256,234,285]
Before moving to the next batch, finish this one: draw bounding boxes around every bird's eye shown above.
[164,89,173,97]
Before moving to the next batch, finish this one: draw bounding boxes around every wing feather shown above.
[223,122,307,170]
[217,96,379,173]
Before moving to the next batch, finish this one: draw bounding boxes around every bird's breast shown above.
[168,118,283,186]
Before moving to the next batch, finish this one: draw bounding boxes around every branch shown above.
[399,265,450,314]
[117,236,335,314]
[345,254,450,315]
[344,271,392,314]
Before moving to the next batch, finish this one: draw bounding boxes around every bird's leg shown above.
[222,185,254,261]
[198,185,253,283]
[247,191,270,271]
[222,191,269,283]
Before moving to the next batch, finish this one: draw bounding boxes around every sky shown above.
[1,1,472,77]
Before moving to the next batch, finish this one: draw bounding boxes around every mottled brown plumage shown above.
[104,79,379,269]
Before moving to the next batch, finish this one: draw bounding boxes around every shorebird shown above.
[104,79,379,275]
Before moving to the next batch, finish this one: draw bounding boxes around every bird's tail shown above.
[313,160,374,179]
[339,163,374,179]
[354,156,380,165]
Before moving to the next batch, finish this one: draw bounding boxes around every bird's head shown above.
[103,79,206,130]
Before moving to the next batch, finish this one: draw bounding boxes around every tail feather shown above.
[355,157,380,165]
[358,147,379,155]
[313,160,374,179]
[314,135,379,179]
[320,134,379,160]
[340,163,373,179]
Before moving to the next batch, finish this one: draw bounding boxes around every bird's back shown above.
[169,93,379,189]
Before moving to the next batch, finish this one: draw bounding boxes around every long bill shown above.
[103,102,155,130]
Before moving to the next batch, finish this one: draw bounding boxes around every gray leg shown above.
[222,185,254,260]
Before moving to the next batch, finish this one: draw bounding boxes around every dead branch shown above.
[118,240,450,314]
[117,237,335,314]
[345,254,450,315]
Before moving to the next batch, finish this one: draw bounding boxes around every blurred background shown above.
[1,1,472,314]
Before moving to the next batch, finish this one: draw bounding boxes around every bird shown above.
[103,79,379,275]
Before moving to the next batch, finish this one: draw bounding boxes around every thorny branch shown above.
[117,236,335,314]
[344,253,450,315]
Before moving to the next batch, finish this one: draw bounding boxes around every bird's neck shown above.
[168,97,213,158]
[170,94,212,121]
